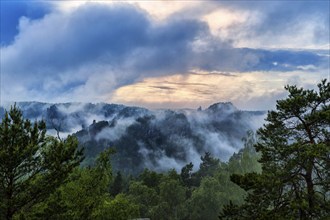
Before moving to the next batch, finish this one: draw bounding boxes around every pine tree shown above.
[199,152,220,178]
[220,79,330,219]
[111,171,123,196]
[180,162,194,188]
[0,105,83,220]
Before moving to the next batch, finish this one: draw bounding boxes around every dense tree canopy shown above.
[3,80,325,219]
[220,79,330,219]
[0,105,83,220]
[0,105,262,220]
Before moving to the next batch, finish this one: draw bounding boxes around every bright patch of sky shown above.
[112,70,328,110]
[1,0,329,110]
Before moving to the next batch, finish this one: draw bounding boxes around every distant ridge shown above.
[0,101,266,174]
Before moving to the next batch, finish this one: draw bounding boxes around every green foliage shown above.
[110,171,123,197]
[188,177,223,220]
[117,140,260,220]
[181,162,194,188]
[199,152,221,178]
[127,181,159,217]
[153,176,187,220]
[0,103,266,220]
[0,105,83,220]
[23,148,115,219]
[186,146,258,220]
[220,79,330,219]
[228,131,261,175]
[139,168,163,189]
[97,194,139,220]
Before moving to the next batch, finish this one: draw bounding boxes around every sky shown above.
[0,0,329,110]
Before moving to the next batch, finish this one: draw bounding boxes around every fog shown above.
[1,101,266,173]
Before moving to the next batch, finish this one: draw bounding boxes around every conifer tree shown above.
[0,105,83,220]
[220,79,330,219]
[111,171,123,197]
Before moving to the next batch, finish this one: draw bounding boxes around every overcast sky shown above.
[1,0,329,110]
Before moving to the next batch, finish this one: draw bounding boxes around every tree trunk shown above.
[6,177,14,220]
[305,164,315,216]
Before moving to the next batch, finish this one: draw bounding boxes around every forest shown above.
[0,79,329,220]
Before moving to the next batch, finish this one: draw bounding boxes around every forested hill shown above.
[0,102,265,173]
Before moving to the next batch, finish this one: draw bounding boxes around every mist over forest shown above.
[0,101,265,174]
[1,80,329,220]
[1,1,329,219]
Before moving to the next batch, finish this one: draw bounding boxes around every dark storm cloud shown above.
[255,49,328,71]
[0,0,51,45]
[253,2,329,44]
[133,18,209,74]
[2,3,213,79]
[0,2,226,96]
[3,4,150,74]
[1,2,328,102]
[192,47,327,72]
[216,1,330,46]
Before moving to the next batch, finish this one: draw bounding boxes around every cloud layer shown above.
[1,1,329,109]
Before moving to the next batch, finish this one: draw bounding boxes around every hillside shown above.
[0,102,265,174]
